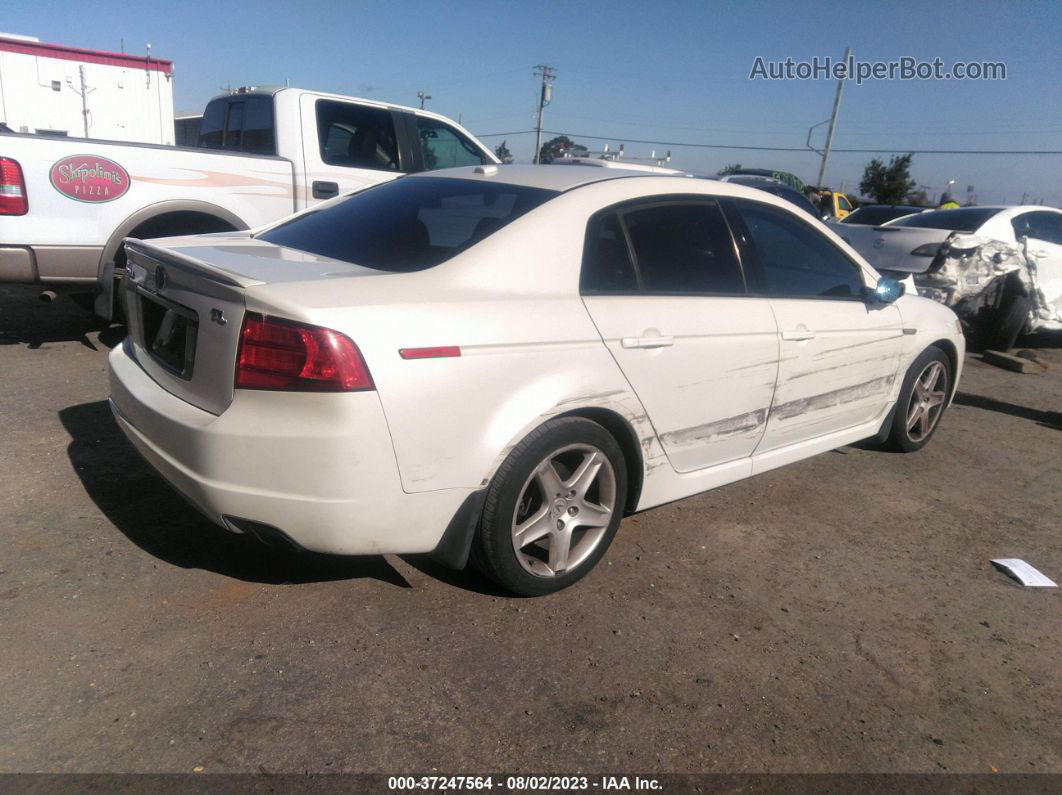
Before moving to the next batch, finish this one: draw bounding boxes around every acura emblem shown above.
[872,237,885,249]
[155,265,168,290]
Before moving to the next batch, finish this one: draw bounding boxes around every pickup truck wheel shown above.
[887,347,952,453]
[471,417,627,596]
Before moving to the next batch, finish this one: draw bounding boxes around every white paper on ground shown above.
[991,559,1058,587]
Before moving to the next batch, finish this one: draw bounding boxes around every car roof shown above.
[409,164,696,192]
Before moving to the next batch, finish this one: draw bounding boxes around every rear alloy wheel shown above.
[887,348,952,452]
[473,418,627,596]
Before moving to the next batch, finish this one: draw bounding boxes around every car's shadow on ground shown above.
[58,400,413,588]
[953,391,1062,431]
[0,287,126,350]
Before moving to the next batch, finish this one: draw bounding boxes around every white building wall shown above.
[0,35,175,145]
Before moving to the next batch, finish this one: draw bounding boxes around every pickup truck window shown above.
[417,118,487,170]
[316,100,399,172]
[259,176,556,272]
[197,95,276,156]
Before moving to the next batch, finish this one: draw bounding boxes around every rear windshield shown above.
[259,177,557,272]
[842,206,923,226]
[886,207,1000,232]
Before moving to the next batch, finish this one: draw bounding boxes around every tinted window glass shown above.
[581,212,638,292]
[623,203,744,294]
[197,99,226,149]
[417,118,487,170]
[1016,212,1062,245]
[240,97,276,155]
[223,101,244,150]
[735,200,864,298]
[888,207,999,232]
[316,100,399,171]
[259,177,556,272]
[841,206,923,226]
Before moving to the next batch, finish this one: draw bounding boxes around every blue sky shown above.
[6,0,1061,204]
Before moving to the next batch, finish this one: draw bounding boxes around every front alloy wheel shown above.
[887,346,952,452]
[905,360,948,442]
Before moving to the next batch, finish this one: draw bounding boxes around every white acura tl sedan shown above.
[108,164,964,595]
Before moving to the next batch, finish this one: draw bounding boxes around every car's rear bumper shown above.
[108,339,472,556]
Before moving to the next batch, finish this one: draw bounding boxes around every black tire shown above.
[886,346,952,453]
[986,295,1032,352]
[472,417,627,596]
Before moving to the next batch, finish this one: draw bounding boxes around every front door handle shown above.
[781,327,816,341]
[312,180,339,200]
[621,334,675,349]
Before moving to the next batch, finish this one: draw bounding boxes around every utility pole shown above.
[70,65,95,138]
[532,64,555,164]
[815,47,850,189]
[417,91,431,110]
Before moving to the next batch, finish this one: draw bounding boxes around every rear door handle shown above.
[621,334,675,349]
[312,180,339,200]
[781,328,816,341]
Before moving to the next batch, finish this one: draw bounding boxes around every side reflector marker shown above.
[399,346,461,360]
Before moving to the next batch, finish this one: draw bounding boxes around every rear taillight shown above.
[235,313,374,392]
[0,157,28,216]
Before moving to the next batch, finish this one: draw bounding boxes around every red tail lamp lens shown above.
[235,313,374,392]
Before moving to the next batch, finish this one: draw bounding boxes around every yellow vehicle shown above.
[809,187,854,220]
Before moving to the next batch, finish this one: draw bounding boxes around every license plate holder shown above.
[137,289,198,380]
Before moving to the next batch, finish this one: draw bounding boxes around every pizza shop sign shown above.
[49,155,130,202]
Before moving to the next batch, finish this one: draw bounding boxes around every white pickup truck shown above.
[0,85,499,317]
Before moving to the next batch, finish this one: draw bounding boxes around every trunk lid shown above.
[123,237,383,415]
[836,223,952,274]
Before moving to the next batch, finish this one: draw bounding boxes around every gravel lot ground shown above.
[1,284,1059,775]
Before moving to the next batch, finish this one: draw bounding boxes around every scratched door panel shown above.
[582,295,779,473]
[758,298,904,453]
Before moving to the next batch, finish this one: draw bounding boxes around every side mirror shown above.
[867,276,905,304]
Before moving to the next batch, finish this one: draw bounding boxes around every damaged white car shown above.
[839,206,1062,350]
[108,165,964,596]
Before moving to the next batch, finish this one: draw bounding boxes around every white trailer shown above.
[0,33,175,145]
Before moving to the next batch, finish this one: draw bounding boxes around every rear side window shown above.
[623,203,745,294]
[258,177,556,272]
[734,200,864,299]
[581,212,638,292]
[417,118,487,170]
[316,100,399,171]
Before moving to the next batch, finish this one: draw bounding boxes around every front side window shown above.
[417,118,487,170]
[258,177,556,272]
[316,100,399,171]
[623,202,745,294]
[734,199,865,299]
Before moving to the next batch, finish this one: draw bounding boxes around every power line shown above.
[472,128,1062,155]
